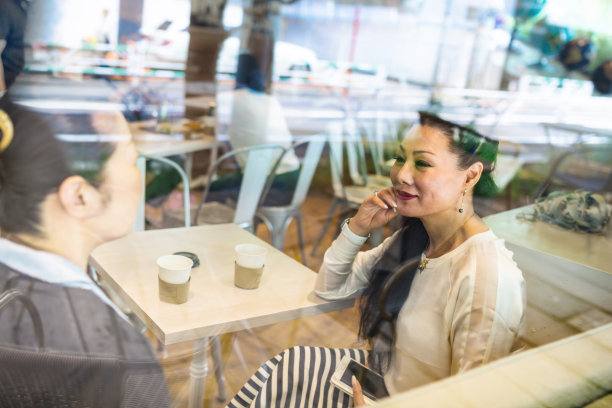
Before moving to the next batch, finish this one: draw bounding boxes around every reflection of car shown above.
[317,61,388,89]
[216,37,320,81]
[139,20,189,63]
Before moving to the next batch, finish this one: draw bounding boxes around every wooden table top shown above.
[89,224,354,345]
[483,205,612,274]
[130,120,218,157]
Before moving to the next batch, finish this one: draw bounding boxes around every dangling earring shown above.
[458,189,467,213]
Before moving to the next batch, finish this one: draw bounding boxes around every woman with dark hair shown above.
[0,97,171,406]
[227,112,525,407]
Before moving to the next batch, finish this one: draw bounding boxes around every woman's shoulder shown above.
[0,266,154,359]
[456,230,524,282]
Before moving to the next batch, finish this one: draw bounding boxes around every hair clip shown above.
[0,109,14,153]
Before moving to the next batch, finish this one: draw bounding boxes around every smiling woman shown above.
[227,111,524,408]
[0,96,169,406]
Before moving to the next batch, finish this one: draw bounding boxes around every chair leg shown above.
[269,215,290,251]
[295,213,308,268]
[210,335,227,402]
[310,197,341,257]
[253,216,261,235]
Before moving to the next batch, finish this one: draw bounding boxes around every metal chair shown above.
[532,144,612,201]
[0,288,171,407]
[342,117,393,190]
[0,344,169,407]
[0,289,44,351]
[165,144,286,233]
[141,154,192,227]
[360,118,401,182]
[310,121,390,256]
[256,136,326,266]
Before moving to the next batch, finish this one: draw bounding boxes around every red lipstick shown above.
[395,190,417,201]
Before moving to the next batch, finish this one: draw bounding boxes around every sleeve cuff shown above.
[342,219,370,246]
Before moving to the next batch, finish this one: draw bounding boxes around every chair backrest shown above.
[362,118,401,176]
[328,121,346,197]
[236,145,286,225]
[141,154,191,227]
[329,117,398,193]
[0,288,170,407]
[327,119,370,198]
[365,120,384,176]
[195,144,286,228]
[343,117,368,186]
[289,135,326,207]
[0,344,169,407]
[0,289,44,350]
[532,144,612,200]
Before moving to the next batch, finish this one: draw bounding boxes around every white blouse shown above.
[315,224,526,394]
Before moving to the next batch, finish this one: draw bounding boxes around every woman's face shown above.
[88,135,141,242]
[390,124,467,219]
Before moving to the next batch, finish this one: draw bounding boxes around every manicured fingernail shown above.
[393,207,397,213]
[351,375,357,386]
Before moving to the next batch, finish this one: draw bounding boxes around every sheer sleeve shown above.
[314,226,400,300]
[448,245,526,374]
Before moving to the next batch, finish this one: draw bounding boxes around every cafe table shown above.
[89,224,354,408]
[483,205,611,274]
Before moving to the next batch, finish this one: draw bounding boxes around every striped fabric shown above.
[227,346,369,408]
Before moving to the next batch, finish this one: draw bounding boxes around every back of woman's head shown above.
[0,97,116,235]
[0,98,72,235]
[235,53,265,92]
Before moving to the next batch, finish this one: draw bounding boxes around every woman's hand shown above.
[352,375,366,407]
[348,187,398,237]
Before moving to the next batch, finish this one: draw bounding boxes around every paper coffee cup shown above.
[157,254,193,284]
[234,262,264,289]
[159,276,191,304]
[235,244,267,269]
[234,244,267,289]
[157,254,193,304]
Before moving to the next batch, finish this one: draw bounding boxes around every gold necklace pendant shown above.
[419,213,475,274]
[418,256,429,273]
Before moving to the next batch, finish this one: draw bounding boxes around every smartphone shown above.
[330,356,389,405]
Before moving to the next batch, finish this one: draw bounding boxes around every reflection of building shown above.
[25,0,119,47]
[278,0,509,89]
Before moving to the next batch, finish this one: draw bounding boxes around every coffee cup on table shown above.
[157,254,193,304]
[234,244,267,289]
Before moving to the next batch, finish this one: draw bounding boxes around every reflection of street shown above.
[12,72,612,147]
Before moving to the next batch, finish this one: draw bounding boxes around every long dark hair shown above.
[358,218,428,373]
[358,112,499,373]
[0,97,116,235]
